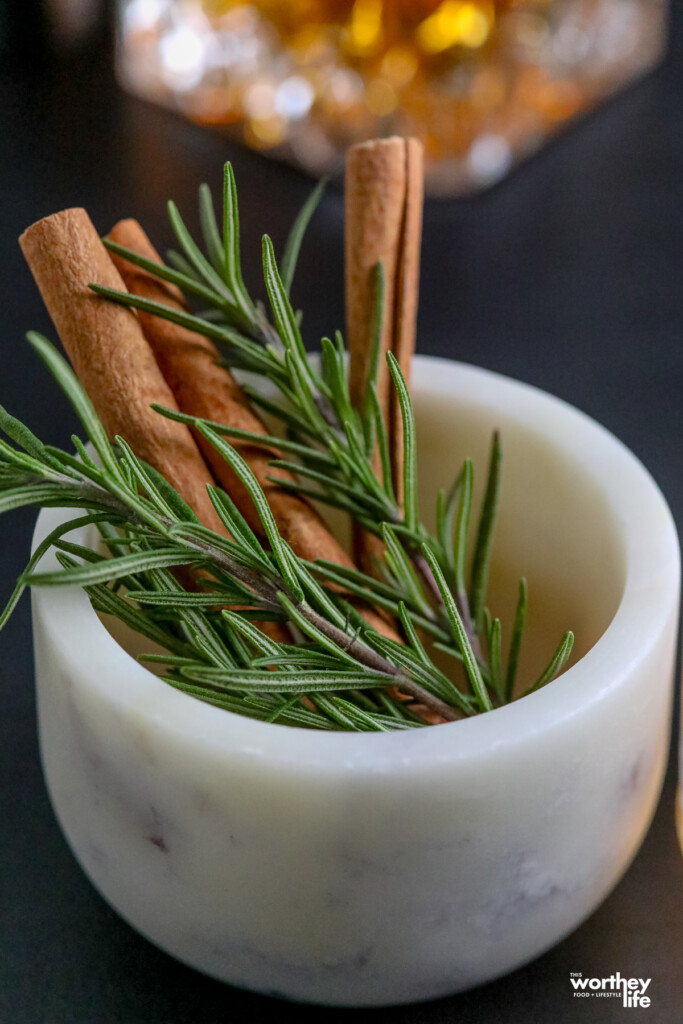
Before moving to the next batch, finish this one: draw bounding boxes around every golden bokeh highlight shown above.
[117,0,667,193]
[417,2,493,53]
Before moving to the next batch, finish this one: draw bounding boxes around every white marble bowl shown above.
[32,357,679,1006]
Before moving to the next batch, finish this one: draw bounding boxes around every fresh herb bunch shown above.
[0,167,573,730]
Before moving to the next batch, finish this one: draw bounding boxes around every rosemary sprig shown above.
[0,169,575,729]
[95,164,573,693]
[0,336,466,727]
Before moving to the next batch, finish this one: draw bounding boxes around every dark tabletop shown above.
[2,5,683,1023]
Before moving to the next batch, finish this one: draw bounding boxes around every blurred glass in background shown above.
[120,1,664,191]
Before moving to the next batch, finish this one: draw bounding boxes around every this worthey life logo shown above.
[570,972,651,1008]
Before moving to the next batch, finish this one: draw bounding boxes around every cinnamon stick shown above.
[19,208,224,535]
[106,219,398,640]
[345,137,424,569]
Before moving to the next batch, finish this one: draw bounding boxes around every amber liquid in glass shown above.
[118,0,666,192]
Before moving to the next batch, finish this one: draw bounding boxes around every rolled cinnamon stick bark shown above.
[19,209,224,535]
[345,136,424,567]
[107,219,355,563]
[106,219,398,639]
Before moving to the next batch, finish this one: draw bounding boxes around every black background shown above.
[1,3,682,1021]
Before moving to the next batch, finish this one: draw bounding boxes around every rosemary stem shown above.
[455,585,482,661]
[411,547,482,661]
[412,547,444,604]
[73,482,284,607]
[303,605,459,722]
